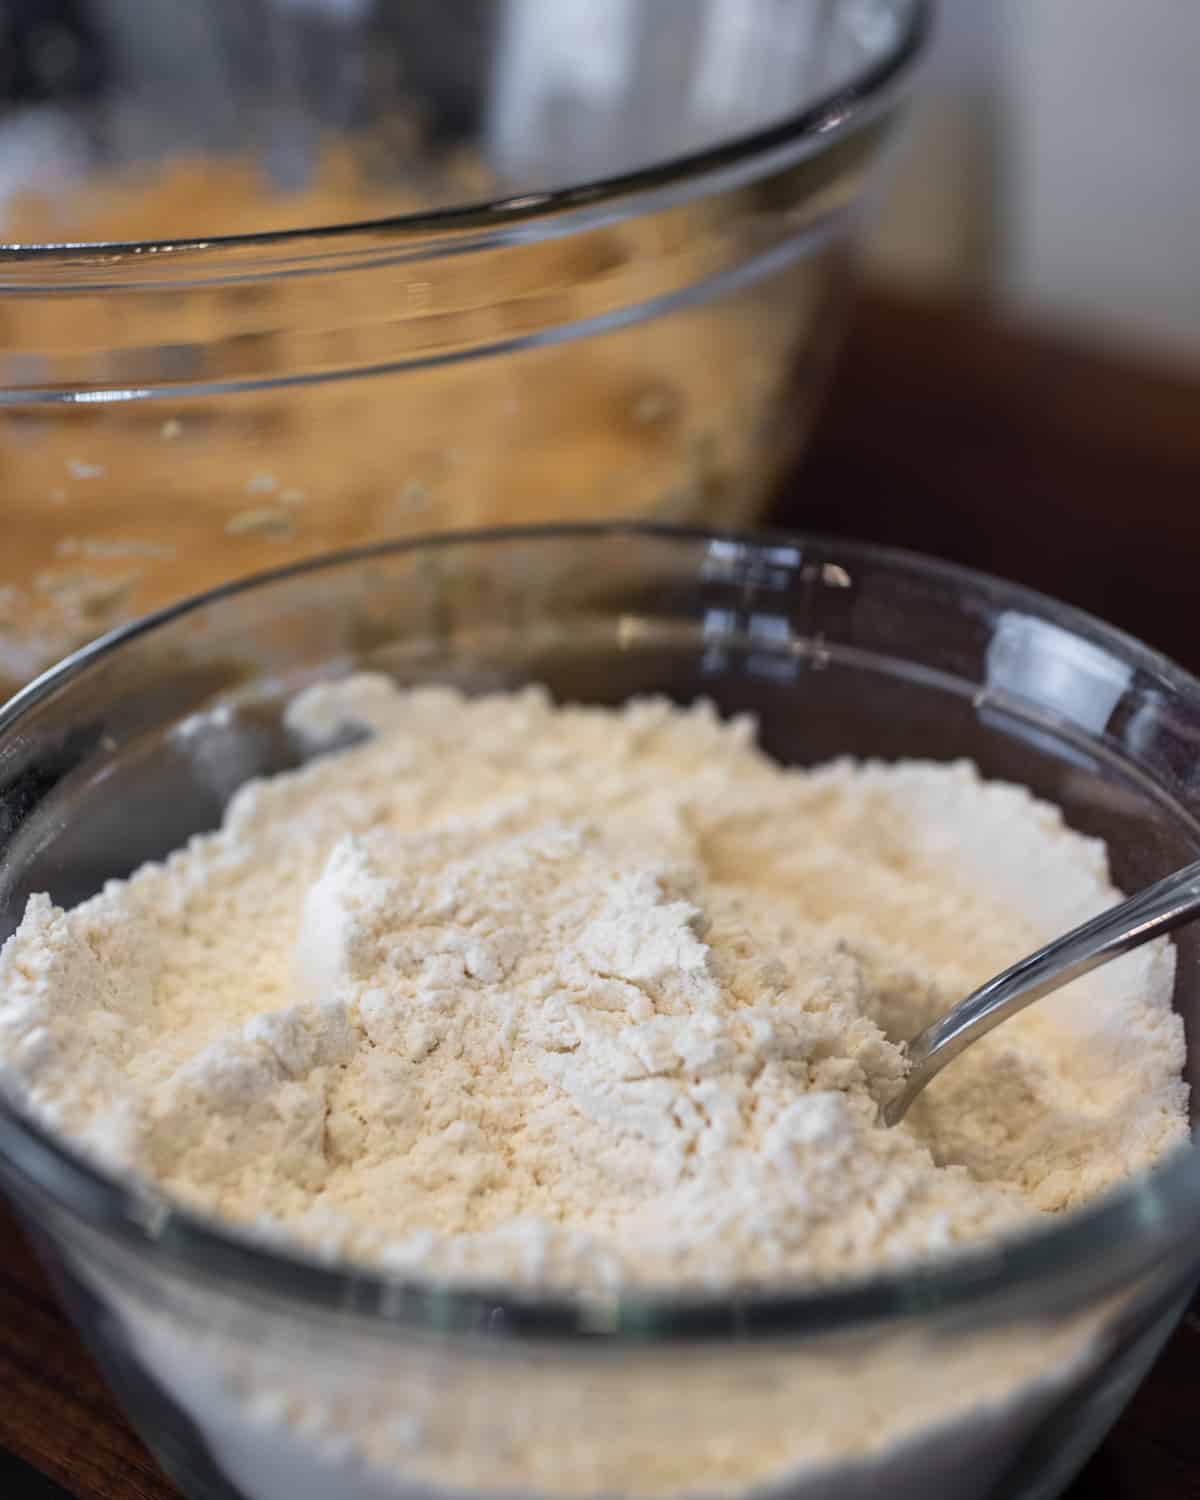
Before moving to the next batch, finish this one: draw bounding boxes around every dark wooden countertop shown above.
[782,286,1200,667]
[3,284,1200,1499]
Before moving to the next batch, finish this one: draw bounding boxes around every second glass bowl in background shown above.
[0,0,928,691]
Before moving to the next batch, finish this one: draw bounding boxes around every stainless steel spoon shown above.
[882,857,1200,1126]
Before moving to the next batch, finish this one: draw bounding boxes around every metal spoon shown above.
[882,857,1200,1126]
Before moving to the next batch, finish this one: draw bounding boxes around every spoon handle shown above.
[882,856,1200,1126]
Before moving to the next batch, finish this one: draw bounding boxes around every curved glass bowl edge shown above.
[0,2,932,264]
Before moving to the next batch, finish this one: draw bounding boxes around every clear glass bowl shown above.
[0,0,927,695]
[2,524,1198,1500]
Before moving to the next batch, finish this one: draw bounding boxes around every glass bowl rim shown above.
[1,518,1197,1344]
[0,0,931,263]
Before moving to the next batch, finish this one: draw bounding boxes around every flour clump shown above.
[0,679,1187,1290]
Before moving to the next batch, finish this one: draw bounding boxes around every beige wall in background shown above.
[867,0,1200,368]
[866,3,1000,291]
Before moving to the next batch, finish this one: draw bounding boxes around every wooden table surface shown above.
[3,284,1200,1498]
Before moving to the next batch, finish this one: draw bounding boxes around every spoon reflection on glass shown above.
[882,857,1200,1126]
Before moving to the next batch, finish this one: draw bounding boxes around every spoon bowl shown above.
[883,856,1200,1124]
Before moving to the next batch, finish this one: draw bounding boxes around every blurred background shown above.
[868,0,1200,370]
[0,0,1196,676]
[796,0,1200,671]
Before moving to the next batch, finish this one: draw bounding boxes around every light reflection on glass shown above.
[985,611,1131,735]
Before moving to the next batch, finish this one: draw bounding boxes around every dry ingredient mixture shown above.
[0,680,1188,1292]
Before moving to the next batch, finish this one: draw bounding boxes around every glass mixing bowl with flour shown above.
[0,525,1198,1500]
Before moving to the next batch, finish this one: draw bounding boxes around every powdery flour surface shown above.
[0,679,1188,1291]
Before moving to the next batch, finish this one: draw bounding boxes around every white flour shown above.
[0,679,1192,1500]
[0,678,1187,1290]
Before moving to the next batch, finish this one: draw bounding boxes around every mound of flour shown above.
[0,679,1187,1289]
